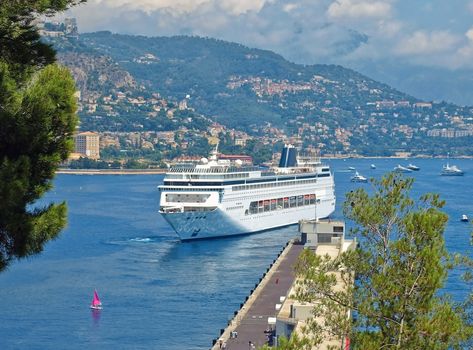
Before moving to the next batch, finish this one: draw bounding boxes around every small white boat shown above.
[370,164,376,169]
[351,171,368,183]
[406,163,420,171]
[90,290,103,310]
[348,166,356,171]
[393,164,412,173]
[461,214,469,222]
[441,163,464,176]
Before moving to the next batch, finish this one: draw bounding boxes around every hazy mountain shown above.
[354,62,473,106]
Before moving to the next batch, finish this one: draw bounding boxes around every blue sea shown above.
[0,158,471,350]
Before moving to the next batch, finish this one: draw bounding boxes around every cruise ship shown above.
[158,145,336,240]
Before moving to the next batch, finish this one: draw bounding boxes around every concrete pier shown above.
[211,219,356,349]
[211,240,303,350]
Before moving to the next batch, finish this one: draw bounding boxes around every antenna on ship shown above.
[210,142,219,162]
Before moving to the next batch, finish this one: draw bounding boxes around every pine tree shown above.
[276,173,471,349]
[0,0,85,271]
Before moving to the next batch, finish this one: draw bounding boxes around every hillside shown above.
[48,32,473,156]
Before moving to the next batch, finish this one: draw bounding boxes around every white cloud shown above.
[327,0,392,19]
[91,0,272,16]
[376,19,402,37]
[453,26,473,68]
[219,0,270,15]
[395,30,460,55]
[283,3,299,12]
[466,27,473,41]
[98,0,211,14]
[61,0,473,72]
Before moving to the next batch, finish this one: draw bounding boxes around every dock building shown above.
[275,219,356,349]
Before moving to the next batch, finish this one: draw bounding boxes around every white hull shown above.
[440,171,463,176]
[161,199,335,240]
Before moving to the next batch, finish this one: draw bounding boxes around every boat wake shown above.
[130,237,153,243]
[105,236,166,246]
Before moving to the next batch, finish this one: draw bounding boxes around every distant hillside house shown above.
[234,138,247,146]
[74,131,100,159]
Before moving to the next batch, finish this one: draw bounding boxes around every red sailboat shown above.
[90,290,103,310]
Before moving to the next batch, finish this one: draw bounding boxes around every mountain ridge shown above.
[47,32,473,156]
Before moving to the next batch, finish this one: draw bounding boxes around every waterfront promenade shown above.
[212,240,303,350]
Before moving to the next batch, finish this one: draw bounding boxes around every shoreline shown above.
[322,155,473,159]
[56,168,167,175]
[57,156,473,175]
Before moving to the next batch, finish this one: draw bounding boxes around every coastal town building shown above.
[74,131,100,159]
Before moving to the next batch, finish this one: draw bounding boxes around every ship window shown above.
[304,195,310,206]
[297,195,304,207]
[258,201,264,213]
[277,198,283,209]
[284,198,289,209]
[165,193,210,203]
[270,200,276,211]
[264,200,270,212]
[310,194,316,205]
[289,196,296,208]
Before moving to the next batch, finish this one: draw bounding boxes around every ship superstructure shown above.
[158,145,335,240]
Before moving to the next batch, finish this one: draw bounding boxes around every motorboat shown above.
[350,171,368,183]
[406,163,420,171]
[461,214,469,222]
[348,166,356,171]
[440,163,464,176]
[370,164,376,169]
[393,164,412,173]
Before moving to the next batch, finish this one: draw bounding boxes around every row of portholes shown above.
[186,215,207,220]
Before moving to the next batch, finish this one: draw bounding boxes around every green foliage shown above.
[68,157,111,169]
[0,0,81,271]
[290,173,472,349]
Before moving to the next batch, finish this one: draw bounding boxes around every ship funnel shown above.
[278,144,297,168]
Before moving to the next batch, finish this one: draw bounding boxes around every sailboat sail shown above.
[91,290,102,309]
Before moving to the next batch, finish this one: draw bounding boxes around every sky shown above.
[61,0,473,104]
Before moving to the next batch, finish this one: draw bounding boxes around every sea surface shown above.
[0,158,471,350]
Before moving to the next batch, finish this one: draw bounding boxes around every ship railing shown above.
[159,206,218,213]
[169,166,261,174]
[297,152,321,167]
[181,206,218,212]
[159,206,183,213]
